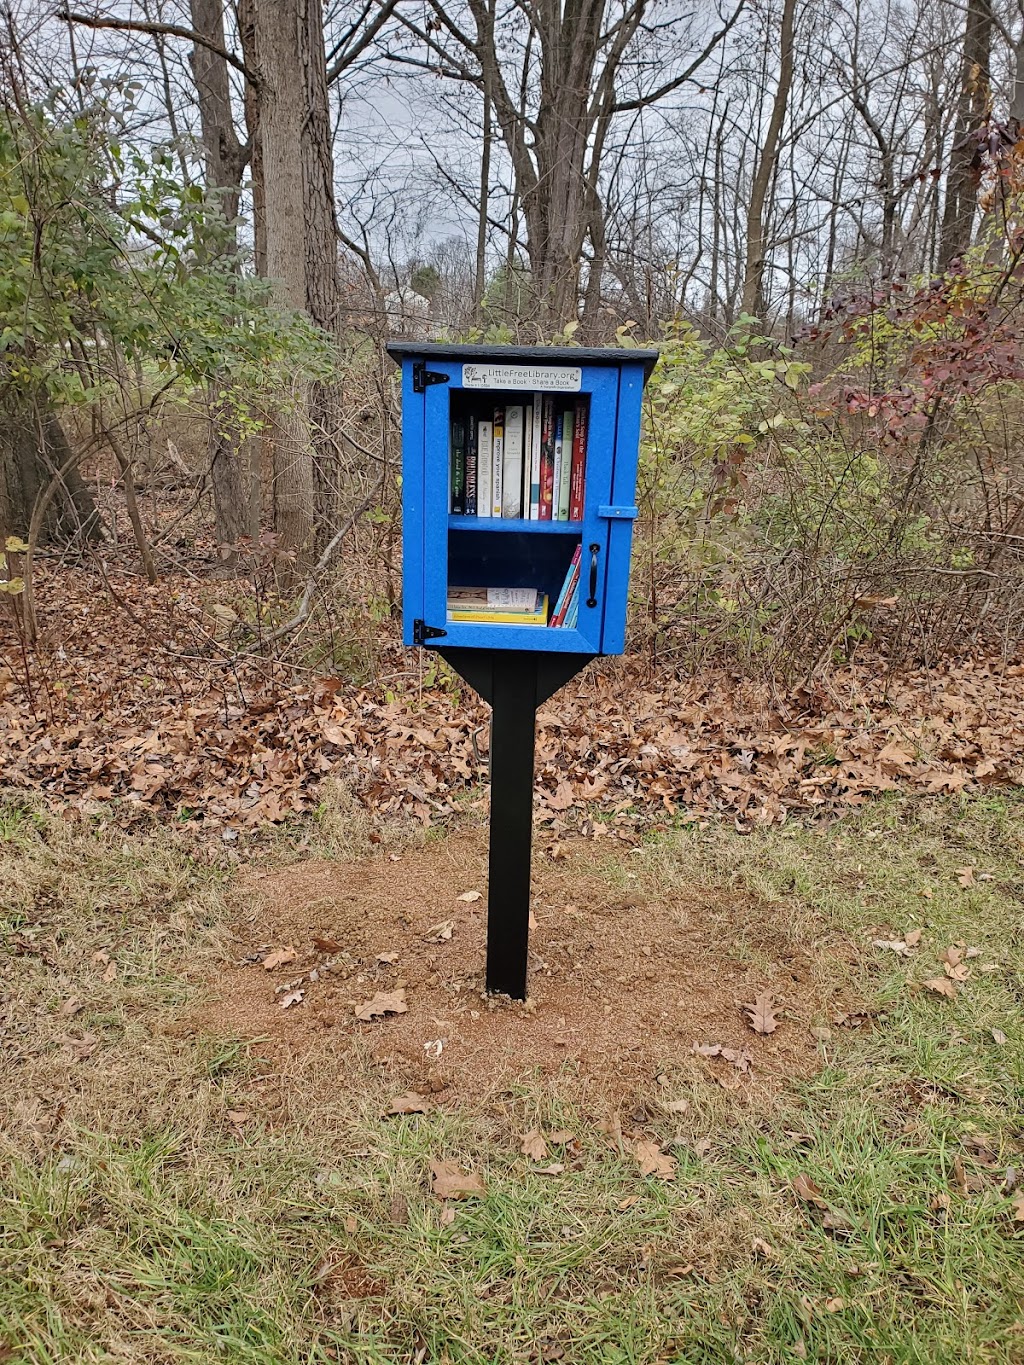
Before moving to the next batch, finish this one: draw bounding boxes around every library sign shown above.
[386,341,659,1000]
[461,363,582,392]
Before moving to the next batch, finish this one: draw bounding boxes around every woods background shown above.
[1,0,1024,832]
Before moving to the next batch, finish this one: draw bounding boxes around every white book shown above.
[529,393,542,519]
[477,420,492,519]
[551,411,564,521]
[522,406,533,518]
[557,407,573,521]
[491,408,504,518]
[502,405,524,518]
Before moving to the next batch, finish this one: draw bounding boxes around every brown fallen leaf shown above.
[263,946,297,971]
[792,1173,827,1208]
[101,961,116,984]
[388,1092,429,1115]
[904,928,923,947]
[457,890,482,902]
[424,919,455,943]
[944,961,971,982]
[923,977,958,1000]
[616,1195,640,1211]
[956,866,976,888]
[389,1192,409,1226]
[752,1237,777,1259]
[279,989,304,1009]
[429,1160,486,1200]
[312,935,343,954]
[992,1028,1008,1046]
[225,1109,251,1125]
[521,1129,549,1162]
[59,998,83,1017]
[930,1192,951,1213]
[940,945,964,968]
[693,1137,712,1158]
[548,1129,576,1145]
[534,1163,565,1176]
[1010,1192,1024,1223]
[663,1099,689,1115]
[439,1206,457,1225]
[355,989,408,1021]
[633,1138,677,1181]
[874,938,912,956]
[743,992,779,1036]
[824,1297,845,1313]
[952,1154,970,1196]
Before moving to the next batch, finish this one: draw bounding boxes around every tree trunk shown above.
[938,0,992,270]
[0,400,101,546]
[254,0,337,572]
[741,0,797,320]
[189,0,258,557]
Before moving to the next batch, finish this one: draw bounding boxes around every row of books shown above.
[450,394,588,521]
[446,548,583,629]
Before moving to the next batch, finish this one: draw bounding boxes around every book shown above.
[539,396,555,520]
[450,416,466,514]
[551,410,564,522]
[465,414,477,516]
[563,584,579,629]
[448,586,542,612]
[477,420,492,519]
[522,405,533,518]
[502,405,524,518]
[448,585,549,626]
[549,544,582,627]
[528,392,542,519]
[568,397,587,522]
[491,407,504,518]
[556,407,573,521]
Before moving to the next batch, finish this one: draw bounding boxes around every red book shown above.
[568,397,587,522]
[539,396,555,520]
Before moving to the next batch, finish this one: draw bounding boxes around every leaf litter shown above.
[4,568,1024,834]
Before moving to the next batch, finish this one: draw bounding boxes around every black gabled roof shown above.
[384,339,660,382]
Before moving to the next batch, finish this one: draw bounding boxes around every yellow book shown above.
[449,594,549,626]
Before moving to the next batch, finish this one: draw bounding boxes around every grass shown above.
[1,789,1023,1363]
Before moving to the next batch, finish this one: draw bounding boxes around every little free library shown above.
[387,342,658,998]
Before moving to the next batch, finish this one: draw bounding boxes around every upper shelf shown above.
[448,516,583,533]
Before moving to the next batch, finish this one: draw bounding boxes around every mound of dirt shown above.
[196,832,857,1104]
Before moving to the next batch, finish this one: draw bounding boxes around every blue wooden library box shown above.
[386,342,659,656]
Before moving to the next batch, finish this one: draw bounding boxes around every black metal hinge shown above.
[412,362,450,393]
[413,619,447,646]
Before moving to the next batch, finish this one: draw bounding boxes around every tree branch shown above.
[609,0,746,114]
[57,8,256,83]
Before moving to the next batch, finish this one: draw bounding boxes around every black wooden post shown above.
[439,647,595,1000]
[485,652,539,997]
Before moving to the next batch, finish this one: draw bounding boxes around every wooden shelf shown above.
[448,516,583,533]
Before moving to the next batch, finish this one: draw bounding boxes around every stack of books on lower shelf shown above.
[447,585,549,626]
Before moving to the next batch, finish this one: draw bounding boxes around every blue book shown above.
[549,545,582,626]
[563,585,579,629]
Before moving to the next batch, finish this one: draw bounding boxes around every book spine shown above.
[477,420,492,519]
[465,414,477,516]
[568,397,587,522]
[502,405,524,518]
[563,582,579,629]
[491,407,504,518]
[557,407,573,521]
[551,411,564,521]
[522,405,533,518]
[450,416,466,514]
[549,544,582,626]
[539,396,555,520]
[529,393,542,519]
